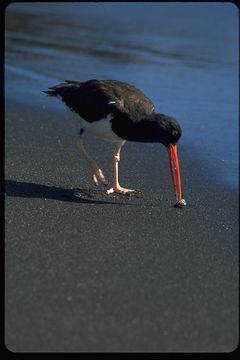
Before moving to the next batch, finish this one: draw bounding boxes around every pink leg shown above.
[74,133,107,185]
[107,142,137,195]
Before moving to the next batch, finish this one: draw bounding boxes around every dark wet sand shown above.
[5,100,238,352]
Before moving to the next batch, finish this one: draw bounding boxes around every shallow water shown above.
[5,2,238,188]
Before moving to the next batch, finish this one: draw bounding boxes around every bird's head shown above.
[153,114,182,146]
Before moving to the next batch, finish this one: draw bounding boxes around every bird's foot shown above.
[106,185,139,196]
[91,168,108,186]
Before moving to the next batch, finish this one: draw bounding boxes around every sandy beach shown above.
[5,99,238,352]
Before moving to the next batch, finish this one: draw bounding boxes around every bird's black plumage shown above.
[44,79,154,120]
[43,79,181,145]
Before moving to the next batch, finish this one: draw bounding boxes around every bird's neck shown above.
[112,112,164,143]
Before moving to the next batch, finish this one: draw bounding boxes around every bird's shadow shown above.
[4,179,142,206]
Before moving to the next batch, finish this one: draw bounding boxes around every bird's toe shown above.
[91,168,107,186]
[106,185,140,196]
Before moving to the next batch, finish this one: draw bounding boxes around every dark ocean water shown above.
[5,2,238,188]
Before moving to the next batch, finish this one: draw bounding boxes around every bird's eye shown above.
[172,130,178,137]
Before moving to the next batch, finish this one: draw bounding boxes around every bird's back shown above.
[44,79,155,122]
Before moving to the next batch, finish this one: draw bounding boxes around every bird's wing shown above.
[45,80,155,122]
[100,80,155,119]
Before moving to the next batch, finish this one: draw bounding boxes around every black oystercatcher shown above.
[43,79,186,207]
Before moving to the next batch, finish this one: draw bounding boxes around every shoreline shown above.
[6,96,238,193]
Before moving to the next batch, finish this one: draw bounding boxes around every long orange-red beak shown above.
[167,144,182,201]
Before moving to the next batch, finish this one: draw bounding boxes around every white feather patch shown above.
[77,113,122,143]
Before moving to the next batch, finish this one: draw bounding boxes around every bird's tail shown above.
[42,90,57,96]
[42,80,81,97]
